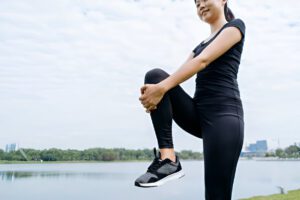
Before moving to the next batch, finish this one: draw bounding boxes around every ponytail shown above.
[224,2,235,21]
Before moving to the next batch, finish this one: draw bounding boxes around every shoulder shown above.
[224,18,246,40]
[227,18,246,28]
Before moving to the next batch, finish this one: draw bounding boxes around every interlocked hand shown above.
[139,83,165,113]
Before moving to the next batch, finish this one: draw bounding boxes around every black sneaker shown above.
[134,147,185,187]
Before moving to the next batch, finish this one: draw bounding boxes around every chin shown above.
[203,15,214,23]
[200,17,208,23]
[199,15,209,22]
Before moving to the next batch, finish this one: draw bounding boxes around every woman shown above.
[135,0,245,199]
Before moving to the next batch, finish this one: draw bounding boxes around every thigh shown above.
[167,84,203,139]
[145,67,203,138]
[202,115,244,199]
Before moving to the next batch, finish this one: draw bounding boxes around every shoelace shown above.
[147,147,162,173]
[147,157,161,173]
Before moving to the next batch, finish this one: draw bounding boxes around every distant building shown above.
[5,143,17,152]
[246,140,268,152]
[241,140,268,157]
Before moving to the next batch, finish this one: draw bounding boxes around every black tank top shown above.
[192,18,246,106]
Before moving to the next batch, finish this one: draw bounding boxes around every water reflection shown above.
[0,171,129,182]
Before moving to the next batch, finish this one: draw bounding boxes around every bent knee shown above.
[144,68,169,84]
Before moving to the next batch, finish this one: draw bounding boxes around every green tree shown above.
[275,148,286,158]
[0,149,4,160]
[285,145,300,158]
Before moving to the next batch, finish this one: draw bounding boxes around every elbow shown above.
[202,59,209,69]
[194,56,209,70]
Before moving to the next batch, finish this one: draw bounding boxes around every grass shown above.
[240,188,300,200]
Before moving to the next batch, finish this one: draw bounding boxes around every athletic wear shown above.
[134,147,185,187]
[193,18,245,104]
[141,18,246,199]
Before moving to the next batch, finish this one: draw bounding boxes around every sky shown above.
[0,0,299,152]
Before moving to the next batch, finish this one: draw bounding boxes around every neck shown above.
[209,17,228,34]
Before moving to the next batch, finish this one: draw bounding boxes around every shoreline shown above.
[0,160,153,164]
[1,157,300,164]
[242,157,300,161]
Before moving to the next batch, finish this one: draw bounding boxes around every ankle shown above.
[159,148,176,162]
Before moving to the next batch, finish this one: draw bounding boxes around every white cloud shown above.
[0,0,299,151]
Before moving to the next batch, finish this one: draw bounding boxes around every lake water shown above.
[0,160,300,200]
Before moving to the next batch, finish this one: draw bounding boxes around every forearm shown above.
[158,57,207,93]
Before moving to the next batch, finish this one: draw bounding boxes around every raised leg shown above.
[144,68,203,149]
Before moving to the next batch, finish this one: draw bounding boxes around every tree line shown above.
[0,147,203,162]
[265,144,300,158]
[0,144,299,162]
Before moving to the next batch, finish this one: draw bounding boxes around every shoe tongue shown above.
[158,155,164,162]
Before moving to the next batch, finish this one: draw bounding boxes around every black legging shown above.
[143,68,244,200]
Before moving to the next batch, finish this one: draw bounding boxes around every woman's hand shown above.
[139,83,166,113]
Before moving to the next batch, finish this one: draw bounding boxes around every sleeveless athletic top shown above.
[192,18,246,107]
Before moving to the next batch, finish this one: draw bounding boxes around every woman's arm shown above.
[182,51,196,65]
[158,26,243,93]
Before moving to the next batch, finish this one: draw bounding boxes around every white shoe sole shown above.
[137,169,185,187]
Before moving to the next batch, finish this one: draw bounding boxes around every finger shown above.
[140,98,148,105]
[140,85,147,94]
[139,95,146,101]
[140,100,148,107]
[149,104,155,109]
[146,106,155,113]
[144,104,151,111]
[148,105,157,112]
[143,103,151,108]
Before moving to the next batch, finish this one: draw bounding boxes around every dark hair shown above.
[194,1,235,22]
[224,2,235,21]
